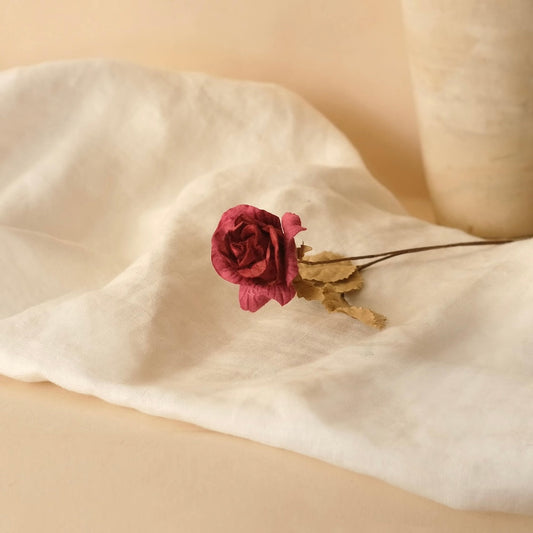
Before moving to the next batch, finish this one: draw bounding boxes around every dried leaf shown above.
[336,305,387,330]
[322,289,386,329]
[321,290,349,312]
[298,251,356,283]
[326,269,364,293]
[293,277,324,301]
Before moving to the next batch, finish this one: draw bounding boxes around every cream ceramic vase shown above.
[402,0,533,237]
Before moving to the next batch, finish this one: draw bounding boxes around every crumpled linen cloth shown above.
[1,59,532,514]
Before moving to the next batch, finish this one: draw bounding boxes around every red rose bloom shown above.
[211,205,305,311]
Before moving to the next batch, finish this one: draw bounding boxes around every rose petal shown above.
[233,205,281,229]
[238,258,267,278]
[267,282,296,307]
[239,284,272,312]
[239,282,296,312]
[281,212,305,241]
[211,251,243,284]
[281,212,306,285]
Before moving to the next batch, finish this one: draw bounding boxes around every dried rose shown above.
[211,204,523,326]
[211,204,305,311]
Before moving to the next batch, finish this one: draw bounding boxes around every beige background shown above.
[2,375,533,533]
[1,1,531,531]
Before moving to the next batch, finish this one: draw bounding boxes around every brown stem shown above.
[298,238,527,271]
[357,254,398,272]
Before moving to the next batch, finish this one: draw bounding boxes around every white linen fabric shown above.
[1,60,532,514]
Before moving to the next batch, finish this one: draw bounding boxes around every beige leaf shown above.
[336,305,387,330]
[321,290,349,312]
[293,277,324,301]
[298,251,356,283]
[322,289,386,329]
[326,269,364,293]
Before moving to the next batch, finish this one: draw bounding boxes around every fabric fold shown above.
[0,60,531,514]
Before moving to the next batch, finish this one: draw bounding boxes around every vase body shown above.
[402,0,533,237]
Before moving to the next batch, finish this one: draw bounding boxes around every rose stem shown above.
[298,238,528,271]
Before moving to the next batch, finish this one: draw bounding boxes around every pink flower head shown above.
[211,205,305,312]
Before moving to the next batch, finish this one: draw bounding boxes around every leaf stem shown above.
[298,238,529,272]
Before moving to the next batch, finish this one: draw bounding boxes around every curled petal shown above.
[229,204,281,229]
[281,212,305,241]
[281,212,306,286]
[211,249,243,284]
